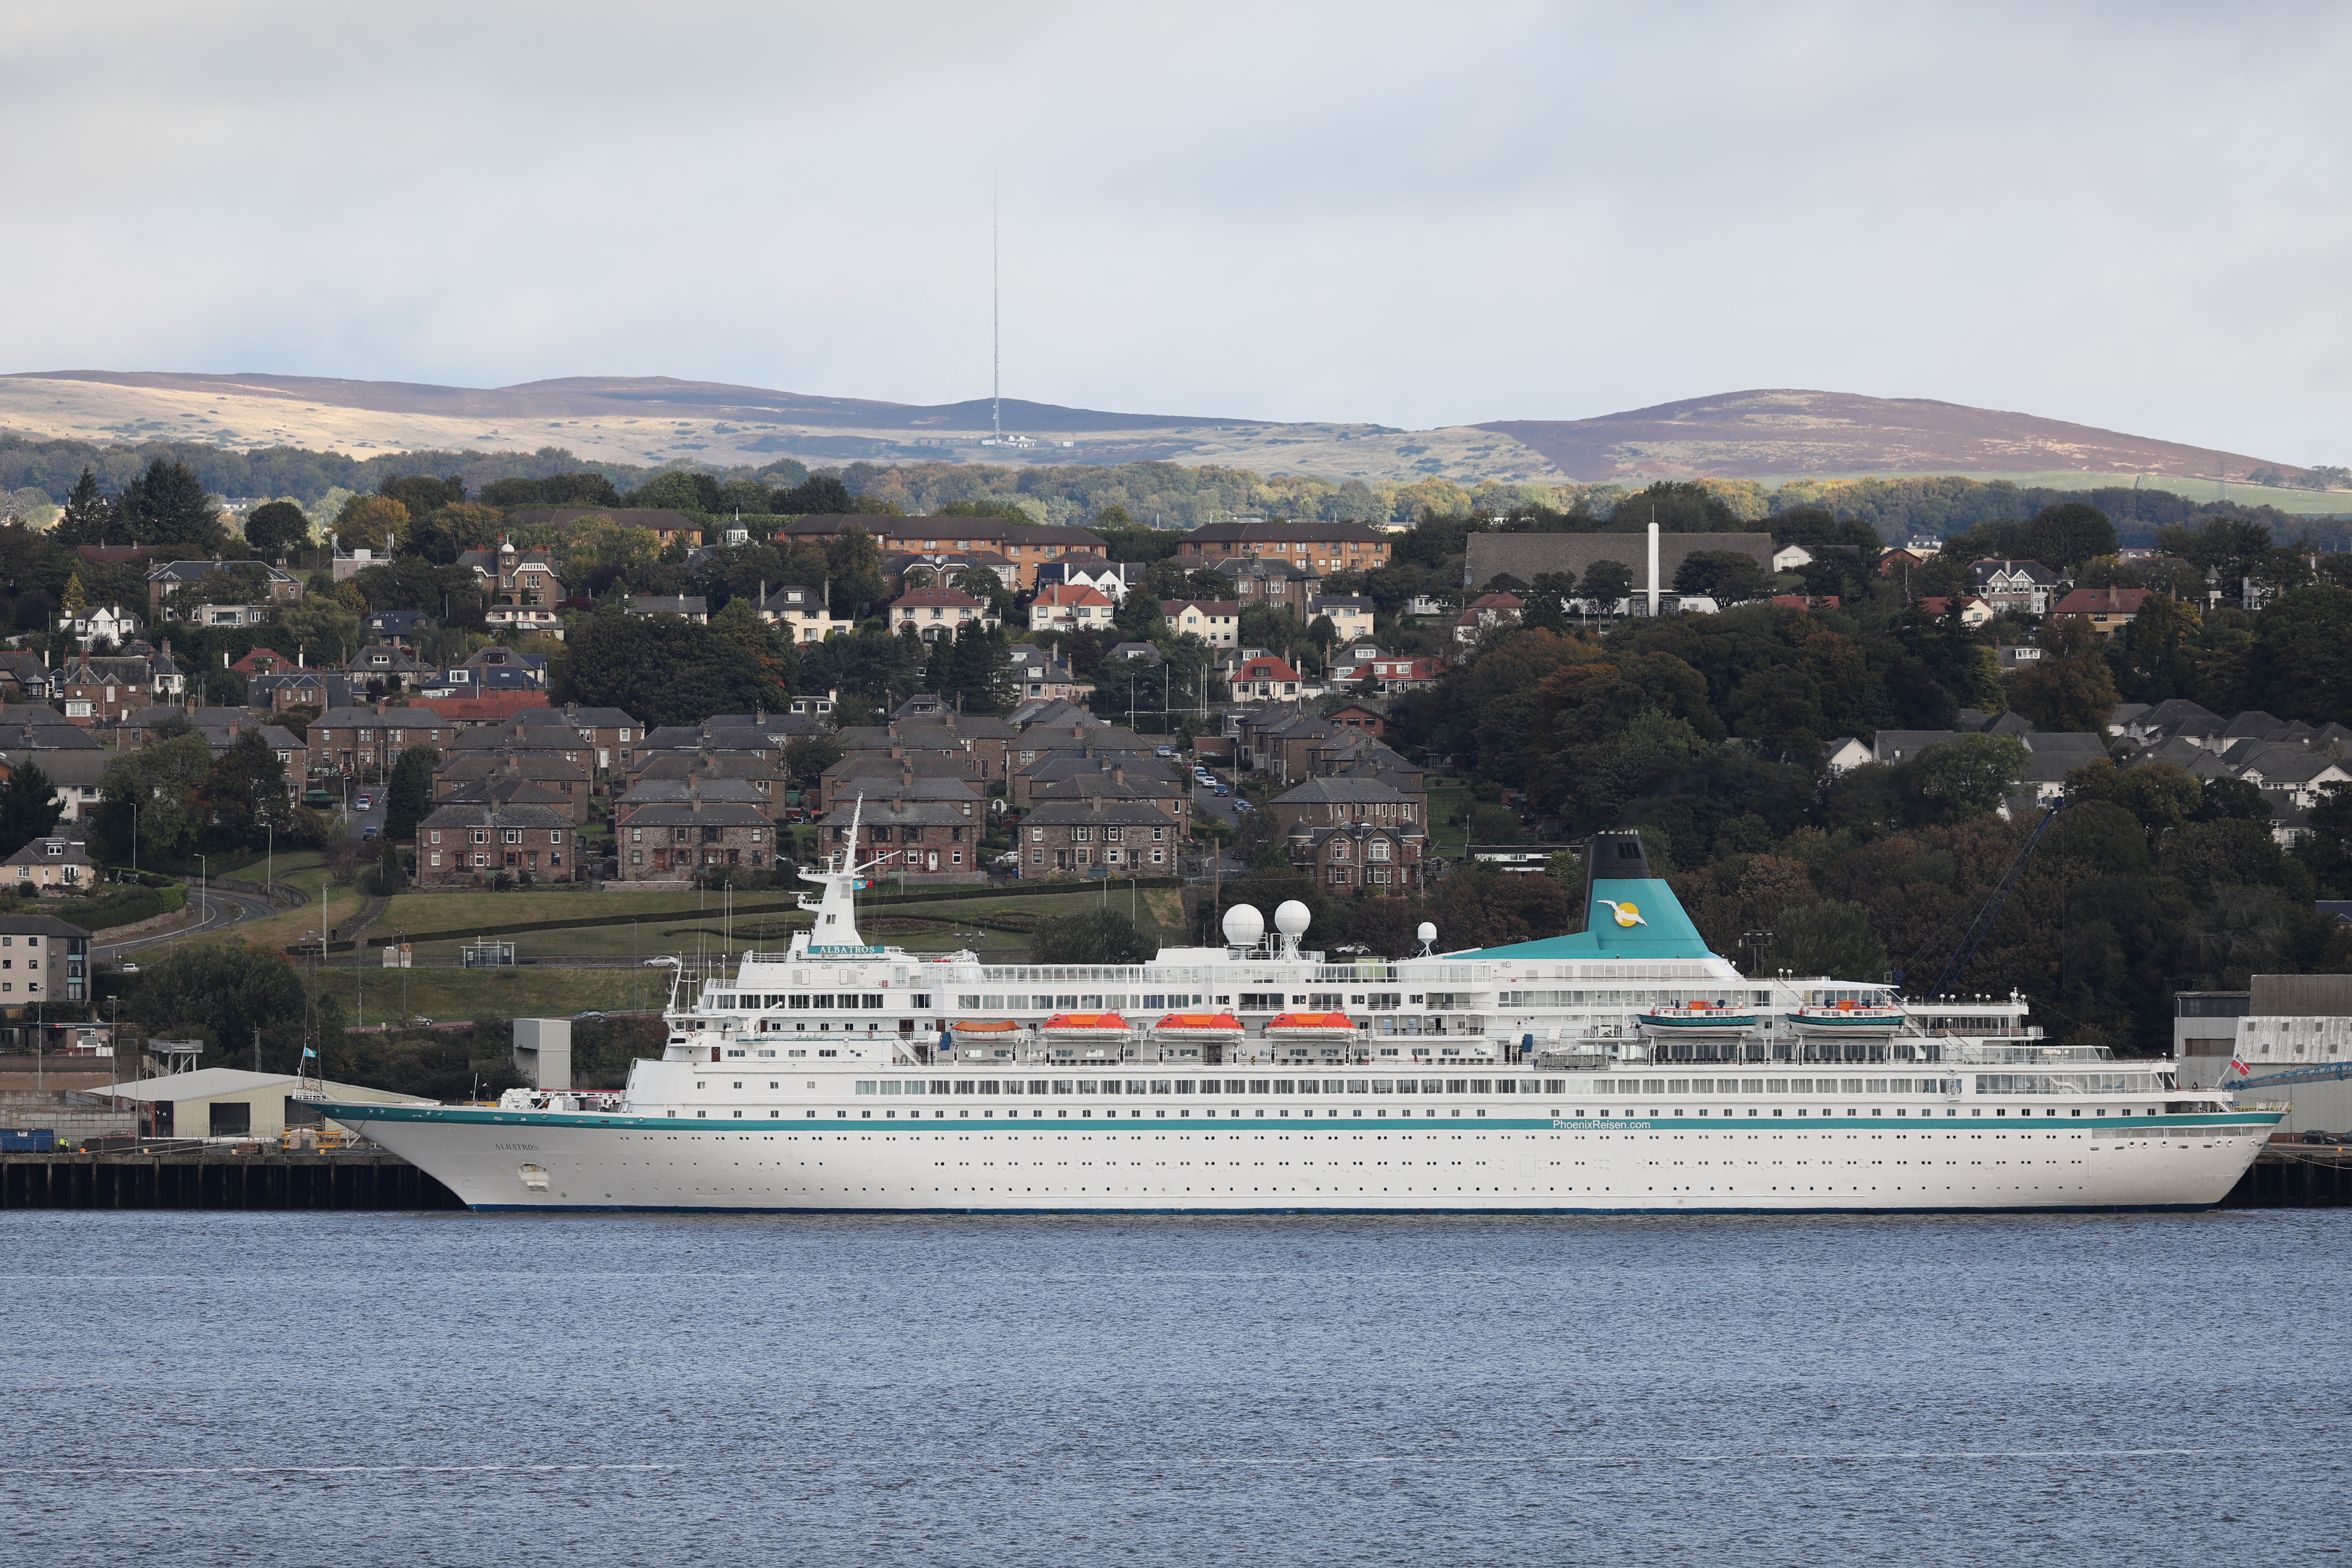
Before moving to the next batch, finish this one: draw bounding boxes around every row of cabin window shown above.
[1595,1077,1963,1095]
[851,1077,1575,1096]
[1028,825,1168,843]
[427,829,565,845]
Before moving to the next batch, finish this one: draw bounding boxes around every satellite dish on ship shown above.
[1222,904,1265,948]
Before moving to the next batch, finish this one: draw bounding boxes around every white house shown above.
[1771,544,1814,572]
[1028,583,1116,634]
[1159,599,1240,648]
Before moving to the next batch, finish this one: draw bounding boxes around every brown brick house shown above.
[1018,799,1178,878]
[416,802,577,884]
[819,796,983,881]
[614,797,779,881]
[1175,520,1391,572]
[1267,775,1427,838]
[1285,821,1424,891]
[433,752,592,822]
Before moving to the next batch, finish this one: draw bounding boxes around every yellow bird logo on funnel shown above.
[1599,899,1646,928]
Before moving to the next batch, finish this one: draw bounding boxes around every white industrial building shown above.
[102,1069,433,1140]
[2175,976,2352,1135]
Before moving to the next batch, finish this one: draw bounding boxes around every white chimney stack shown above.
[1647,520,1661,618]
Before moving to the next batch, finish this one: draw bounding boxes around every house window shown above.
[472,830,489,844]
[428,852,441,867]
[473,852,488,867]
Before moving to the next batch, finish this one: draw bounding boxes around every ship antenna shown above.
[992,181,1001,447]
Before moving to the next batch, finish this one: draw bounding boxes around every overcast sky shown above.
[4,2,2346,461]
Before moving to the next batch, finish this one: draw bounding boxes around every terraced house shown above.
[415,802,576,885]
[614,796,777,881]
[1175,520,1392,571]
[818,796,981,882]
[1018,799,1177,878]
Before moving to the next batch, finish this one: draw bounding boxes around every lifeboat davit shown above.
[1265,1011,1360,1040]
[1149,1011,1244,1041]
[1041,1011,1132,1039]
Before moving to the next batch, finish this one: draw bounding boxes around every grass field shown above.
[307,964,655,1027]
[1426,780,1469,855]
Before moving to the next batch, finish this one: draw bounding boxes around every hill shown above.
[0,372,2330,498]
[1479,388,2286,484]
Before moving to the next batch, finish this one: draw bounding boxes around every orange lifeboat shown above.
[1265,1011,1359,1040]
[1151,1010,1245,1042]
[1041,1011,1132,1039]
[950,1019,1021,1034]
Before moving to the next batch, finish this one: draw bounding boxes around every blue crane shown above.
[2224,1060,2352,1093]
[1922,798,2067,1000]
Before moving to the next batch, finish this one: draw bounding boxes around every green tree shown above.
[2007,617,2120,732]
[2106,593,2202,703]
[383,743,440,841]
[2062,757,2197,838]
[1030,908,1157,963]
[203,730,294,851]
[0,759,62,860]
[550,611,768,728]
[824,524,888,619]
[1908,733,2030,821]
[708,596,800,711]
[275,597,364,667]
[1672,550,1770,603]
[1427,864,1570,950]
[1771,899,1890,981]
[125,944,314,1074]
[1580,559,1635,606]
[61,465,106,536]
[335,494,409,550]
[782,733,845,791]
[117,458,226,549]
[244,501,311,556]
[2243,585,2352,723]
[88,732,218,865]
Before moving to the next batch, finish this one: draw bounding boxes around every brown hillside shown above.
[1479,388,2289,483]
[8,369,1251,434]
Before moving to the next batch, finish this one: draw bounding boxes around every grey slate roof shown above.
[418,801,571,832]
[1019,799,1175,828]
[618,779,777,809]
[1872,730,1956,763]
[815,797,973,828]
[614,800,772,828]
[1271,776,1416,806]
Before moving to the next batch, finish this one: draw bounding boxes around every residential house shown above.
[415,802,576,884]
[1996,644,2045,672]
[56,605,143,645]
[446,702,642,774]
[348,645,425,695]
[1285,820,1424,892]
[612,795,780,881]
[1772,544,1816,572]
[775,518,1107,589]
[1453,592,1524,644]
[1305,595,1376,639]
[629,751,788,803]
[817,795,982,881]
[754,584,852,643]
[1915,595,1994,627]
[819,756,987,814]
[53,650,176,725]
[33,751,109,823]
[1026,583,1116,634]
[457,539,564,637]
[1023,764,1191,831]
[1823,737,1874,774]
[1971,560,2064,616]
[1017,799,1177,879]
[1874,547,1930,579]
[309,704,460,777]
[1222,652,1308,703]
[887,586,998,642]
[363,609,431,648]
[248,670,352,712]
[1160,599,1241,648]
[627,595,709,622]
[433,752,592,823]
[616,775,786,823]
[2052,586,2154,637]
[1010,747,1190,808]
[1032,558,1140,603]
[1007,645,1088,703]
[145,559,303,619]
[1266,775,1426,840]
[1210,556,1320,613]
[1106,641,1161,664]
[1328,648,1441,693]
[2,837,95,894]
[1175,520,1392,572]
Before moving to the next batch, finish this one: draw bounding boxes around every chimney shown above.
[565,702,576,722]
[900,763,913,788]
[375,697,385,715]
[1113,765,1124,785]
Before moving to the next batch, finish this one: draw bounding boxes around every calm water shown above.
[3,1207,2345,1567]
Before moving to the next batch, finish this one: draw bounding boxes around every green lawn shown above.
[1426,780,1469,855]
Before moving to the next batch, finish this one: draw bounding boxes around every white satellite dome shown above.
[1273,900,1312,939]
[1222,904,1266,946]
[1417,922,1437,943]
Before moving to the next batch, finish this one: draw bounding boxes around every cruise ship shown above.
[319,824,2282,1212]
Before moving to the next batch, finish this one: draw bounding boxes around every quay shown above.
[1,1149,462,1210]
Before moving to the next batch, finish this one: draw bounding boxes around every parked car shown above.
[1154,746,1175,757]
[117,961,140,975]
[355,793,375,810]
[362,826,379,840]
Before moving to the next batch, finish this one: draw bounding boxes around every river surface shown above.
[3,1207,2344,1567]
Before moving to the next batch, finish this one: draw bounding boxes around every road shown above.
[95,883,285,963]
[343,793,385,842]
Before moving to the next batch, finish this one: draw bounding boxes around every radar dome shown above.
[1417,922,1437,943]
[1274,900,1312,939]
[1222,904,1266,946]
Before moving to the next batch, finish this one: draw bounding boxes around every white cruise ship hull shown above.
[327,1100,2279,1214]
